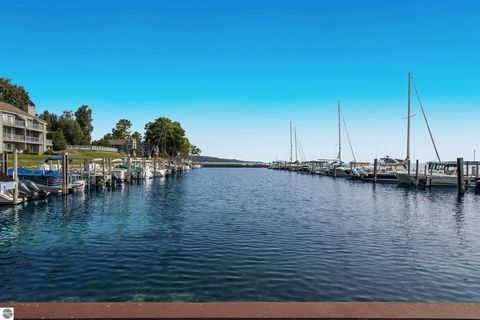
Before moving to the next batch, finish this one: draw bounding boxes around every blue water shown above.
[0,168,479,302]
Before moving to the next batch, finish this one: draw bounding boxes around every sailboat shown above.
[395,73,459,186]
[324,101,350,177]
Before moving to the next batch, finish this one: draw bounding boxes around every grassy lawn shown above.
[15,150,126,167]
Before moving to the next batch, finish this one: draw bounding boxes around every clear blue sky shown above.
[1,0,479,161]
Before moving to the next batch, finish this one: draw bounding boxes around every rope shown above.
[411,76,441,162]
[341,110,356,162]
[295,130,308,162]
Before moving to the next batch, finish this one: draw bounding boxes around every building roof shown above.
[0,101,46,123]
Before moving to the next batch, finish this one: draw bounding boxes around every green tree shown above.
[190,145,201,155]
[144,117,191,158]
[131,131,142,143]
[75,105,93,143]
[0,78,30,109]
[38,110,59,131]
[57,110,88,145]
[48,130,67,151]
[111,119,132,139]
[92,137,112,147]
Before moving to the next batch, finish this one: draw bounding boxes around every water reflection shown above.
[0,169,479,302]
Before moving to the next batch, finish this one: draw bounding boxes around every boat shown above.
[394,73,461,186]
[18,180,51,200]
[0,173,24,204]
[324,101,352,177]
[360,157,407,182]
[8,155,85,193]
[111,159,128,182]
[396,161,477,187]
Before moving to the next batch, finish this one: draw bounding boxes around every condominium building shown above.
[0,101,52,154]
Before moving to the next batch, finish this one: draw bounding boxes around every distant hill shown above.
[190,155,258,163]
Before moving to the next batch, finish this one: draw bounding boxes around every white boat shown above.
[396,161,476,187]
[0,181,24,204]
[394,73,466,187]
[323,100,356,177]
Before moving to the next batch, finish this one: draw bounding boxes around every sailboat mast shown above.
[338,100,341,162]
[406,72,411,161]
[290,121,293,163]
[295,127,298,163]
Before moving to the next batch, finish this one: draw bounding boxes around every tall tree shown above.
[57,110,88,145]
[131,131,142,143]
[38,110,59,131]
[112,119,132,139]
[48,130,67,151]
[190,145,201,156]
[75,105,93,143]
[144,117,191,158]
[0,78,30,109]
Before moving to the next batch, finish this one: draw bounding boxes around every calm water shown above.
[0,168,479,302]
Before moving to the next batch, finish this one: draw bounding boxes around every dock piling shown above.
[102,157,106,187]
[62,152,69,194]
[457,158,465,194]
[415,159,419,186]
[13,149,18,204]
[2,151,8,175]
[373,159,378,183]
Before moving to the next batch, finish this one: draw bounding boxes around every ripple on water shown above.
[0,168,479,302]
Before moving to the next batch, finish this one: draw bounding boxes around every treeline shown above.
[91,119,142,147]
[39,107,93,150]
[0,78,200,158]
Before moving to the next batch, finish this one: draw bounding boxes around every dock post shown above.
[108,158,112,187]
[415,159,419,186]
[1,151,8,175]
[373,158,378,183]
[154,157,157,177]
[407,159,411,186]
[127,156,132,183]
[476,162,479,180]
[62,152,69,195]
[102,157,106,187]
[13,149,18,204]
[87,159,91,188]
[429,163,434,188]
[466,162,470,187]
[457,157,465,194]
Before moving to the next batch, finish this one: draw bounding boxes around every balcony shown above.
[3,134,43,144]
[26,121,44,131]
[3,133,25,142]
[26,136,42,143]
[2,118,25,128]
